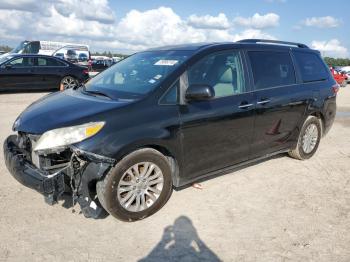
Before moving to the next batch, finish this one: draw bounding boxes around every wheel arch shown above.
[309,111,325,136]
[113,142,181,187]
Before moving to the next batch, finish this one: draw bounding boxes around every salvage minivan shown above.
[4,39,337,221]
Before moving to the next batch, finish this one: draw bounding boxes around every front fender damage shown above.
[68,147,115,218]
[4,133,115,219]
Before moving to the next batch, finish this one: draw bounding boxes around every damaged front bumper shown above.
[3,134,114,219]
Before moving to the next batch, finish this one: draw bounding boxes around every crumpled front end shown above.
[3,133,115,219]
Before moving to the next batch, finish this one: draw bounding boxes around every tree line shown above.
[323,57,350,67]
[0,45,13,52]
[90,51,129,58]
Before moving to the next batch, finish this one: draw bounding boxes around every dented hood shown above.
[14,89,133,134]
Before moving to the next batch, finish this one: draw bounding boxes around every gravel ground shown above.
[0,86,349,262]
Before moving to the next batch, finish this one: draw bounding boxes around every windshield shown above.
[0,54,15,64]
[85,50,190,99]
[10,41,30,54]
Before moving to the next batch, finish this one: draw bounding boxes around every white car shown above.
[344,71,350,83]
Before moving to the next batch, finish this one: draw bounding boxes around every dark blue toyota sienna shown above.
[4,39,337,221]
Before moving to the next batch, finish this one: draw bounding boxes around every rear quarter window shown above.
[293,51,329,82]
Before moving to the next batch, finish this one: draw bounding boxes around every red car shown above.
[330,67,347,87]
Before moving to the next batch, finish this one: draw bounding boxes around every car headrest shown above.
[219,67,233,84]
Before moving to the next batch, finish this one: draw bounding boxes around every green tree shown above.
[0,45,13,52]
[323,57,350,67]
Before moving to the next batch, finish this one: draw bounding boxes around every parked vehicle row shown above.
[0,54,89,91]
[4,39,337,221]
[0,40,90,59]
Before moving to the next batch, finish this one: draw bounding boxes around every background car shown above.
[330,67,347,87]
[91,59,113,72]
[0,54,89,91]
[344,71,350,83]
[65,49,78,63]
[78,53,88,62]
[54,53,65,60]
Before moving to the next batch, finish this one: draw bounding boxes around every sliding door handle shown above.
[238,103,254,109]
[257,99,271,105]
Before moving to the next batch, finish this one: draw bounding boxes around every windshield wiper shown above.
[77,83,112,99]
[84,89,113,99]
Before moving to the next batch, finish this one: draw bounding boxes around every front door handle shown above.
[257,99,271,105]
[238,103,254,109]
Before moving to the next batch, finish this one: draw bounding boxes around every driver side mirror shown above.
[185,84,215,101]
[4,64,12,70]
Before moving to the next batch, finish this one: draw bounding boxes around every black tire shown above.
[96,148,173,221]
[288,116,321,160]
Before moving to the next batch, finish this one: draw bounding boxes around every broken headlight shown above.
[34,122,105,153]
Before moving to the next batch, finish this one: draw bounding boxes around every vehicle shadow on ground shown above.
[138,216,221,262]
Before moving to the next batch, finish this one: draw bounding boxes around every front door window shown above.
[188,50,246,97]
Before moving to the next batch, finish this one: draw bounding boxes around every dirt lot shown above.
[0,86,350,262]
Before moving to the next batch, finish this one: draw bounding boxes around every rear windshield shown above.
[293,51,329,82]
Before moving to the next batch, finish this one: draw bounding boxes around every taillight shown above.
[332,84,340,94]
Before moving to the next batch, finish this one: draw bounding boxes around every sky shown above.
[0,0,349,57]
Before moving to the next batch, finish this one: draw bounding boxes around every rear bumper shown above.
[3,135,64,198]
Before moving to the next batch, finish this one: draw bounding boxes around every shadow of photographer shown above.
[139,216,221,262]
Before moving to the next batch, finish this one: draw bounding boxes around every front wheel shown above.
[288,116,321,160]
[60,76,78,90]
[96,148,173,221]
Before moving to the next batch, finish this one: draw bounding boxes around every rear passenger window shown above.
[38,58,65,67]
[47,58,65,66]
[293,52,328,82]
[248,51,296,90]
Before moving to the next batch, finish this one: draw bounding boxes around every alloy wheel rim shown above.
[117,162,164,212]
[61,77,77,89]
[302,123,318,154]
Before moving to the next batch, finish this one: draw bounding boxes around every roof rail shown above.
[237,39,309,48]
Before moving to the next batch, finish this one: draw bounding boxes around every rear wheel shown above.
[96,148,173,221]
[288,116,321,160]
[60,76,78,90]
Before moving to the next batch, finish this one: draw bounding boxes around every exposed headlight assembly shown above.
[34,122,105,152]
